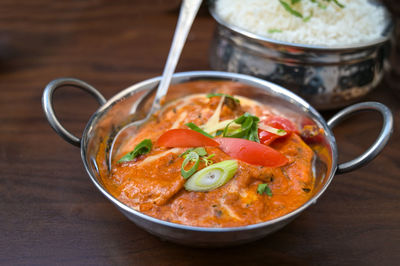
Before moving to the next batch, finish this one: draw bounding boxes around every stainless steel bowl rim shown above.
[208,1,393,51]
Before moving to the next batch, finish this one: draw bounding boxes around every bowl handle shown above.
[327,102,393,174]
[42,78,107,147]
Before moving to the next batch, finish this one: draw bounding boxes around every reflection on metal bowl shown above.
[208,1,394,110]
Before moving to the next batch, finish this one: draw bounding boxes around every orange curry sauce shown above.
[99,82,315,227]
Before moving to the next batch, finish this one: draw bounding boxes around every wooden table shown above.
[1,1,399,265]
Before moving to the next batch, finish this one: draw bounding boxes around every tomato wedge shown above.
[156,129,219,147]
[258,116,298,145]
[215,138,288,167]
[299,118,324,143]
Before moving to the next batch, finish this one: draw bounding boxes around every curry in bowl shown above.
[43,72,391,244]
[97,81,325,227]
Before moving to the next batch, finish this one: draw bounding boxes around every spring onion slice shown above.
[117,139,152,163]
[181,151,200,179]
[184,160,238,192]
[258,124,287,136]
[193,147,207,156]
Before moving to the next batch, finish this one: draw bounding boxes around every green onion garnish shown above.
[180,148,215,177]
[117,139,152,163]
[184,160,238,192]
[257,183,273,196]
[181,151,200,179]
[179,148,193,158]
[186,122,214,138]
[202,153,215,166]
[193,147,208,156]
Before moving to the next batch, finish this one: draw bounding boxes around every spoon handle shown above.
[152,0,203,111]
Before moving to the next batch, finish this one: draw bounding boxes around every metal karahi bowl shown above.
[42,71,392,246]
[208,1,394,110]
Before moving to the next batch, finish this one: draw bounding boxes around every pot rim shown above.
[80,70,338,232]
[208,0,393,52]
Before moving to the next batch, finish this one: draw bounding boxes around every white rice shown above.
[215,0,388,46]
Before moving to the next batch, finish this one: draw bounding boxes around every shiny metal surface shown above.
[154,0,202,112]
[327,102,393,174]
[42,71,393,246]
[108,0,202,171]
[42,78,107,147]
[208,1,394,110]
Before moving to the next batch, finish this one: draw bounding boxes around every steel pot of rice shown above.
[209,0,394,110]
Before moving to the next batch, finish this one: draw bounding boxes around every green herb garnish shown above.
[280,0,344,20]
[332,0,345,8]
[257,183,273,196]
[206,93,240,103]
[117,139,152,163]
[303,10,313,22]
[215,130,224,136]
[314,0,345,8]
[279,0,303,18]
[310,0,327,9]
[268,29,283,34]
[186,122,214,138]
[223,113,260,143]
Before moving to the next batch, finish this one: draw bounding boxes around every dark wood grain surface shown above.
[1,1,399,265]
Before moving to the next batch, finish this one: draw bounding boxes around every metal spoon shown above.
[107,0,203,171]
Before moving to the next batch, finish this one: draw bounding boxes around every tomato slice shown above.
[299,118,324,143]
[258,116,298,145]
[215,138,288,167]
[156,129,219,147]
